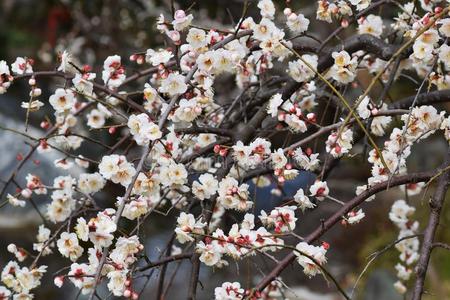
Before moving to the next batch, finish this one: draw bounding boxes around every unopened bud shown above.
[21,188,32,198]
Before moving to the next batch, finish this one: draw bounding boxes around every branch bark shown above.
[412,150,450,300]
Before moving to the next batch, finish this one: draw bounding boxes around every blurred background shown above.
[0,0,450,299]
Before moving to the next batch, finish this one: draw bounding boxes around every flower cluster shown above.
[389,200,420,295]
[99,154,137,187]
[294,242,328,277]
[127,113,162,145]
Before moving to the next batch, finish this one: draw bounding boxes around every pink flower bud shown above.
[371,108,379,115]
[31,88,42,97]
[283,8,292,16]
[307,113,316,122]
[137,56,145,65]
[40,121,50,129]
[174,10,186,20]
[21,188,32,198]
[7,244,17,253]
[54,276,64,288]
[341,19,349,28]
[288,13,297,22]
[124,289,132,298]
[28,78,36,86]
[168,31,181,43]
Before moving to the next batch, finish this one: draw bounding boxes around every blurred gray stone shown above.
[363,269,402,300]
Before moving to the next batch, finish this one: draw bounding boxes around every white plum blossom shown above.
[78,173,105,194]
[175,212,205,244]
[309,180,329,201]
[11,57,33,75]
[72,72,96,95]
[286,13,310,34]
[325,128,354,158]
[294,188,315,212]
[87,210,117,248]
[172,10,193,31]
[7,194,26,207]
[67,263,96,294]
[267,93,283,117]
[329,50,358,84]
[271,148,287,169]
[393,281,407,294]
[106,270,128,296]
[0,61,13,94]
[346,209,366,224]
[98,154,137,187]
[56,232,83,262]
[350,0,371,11]
[389,200,415,226]
[192,173,218,201]
[257,0,275,19]
[145,49,174,66]
[127,113,162,145]
[288,54,318,83]
[295,242,328,277]
[214,282,244,300]
[186,28,208,49]
[109,235,143,267]
[217,177,252,211]
[49,88,76,113]
[358,14,384,37]
[196,241,222,266]
[159,72,187,96]
[260,206,298,233]
[293,147,320,171]
[102,55,126,88]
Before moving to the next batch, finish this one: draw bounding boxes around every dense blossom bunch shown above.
[1,0,450,299]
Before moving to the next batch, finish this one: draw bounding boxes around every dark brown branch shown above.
[137,253,193,272]
[412,150,450,300]
[14,71,149,115]
[431,242,450,251]
[389,89,450,109]
[317,34,399,72]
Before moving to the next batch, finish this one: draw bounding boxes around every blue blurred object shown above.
[246,170,316,213]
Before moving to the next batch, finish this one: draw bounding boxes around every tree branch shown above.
[412,150,450,300]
